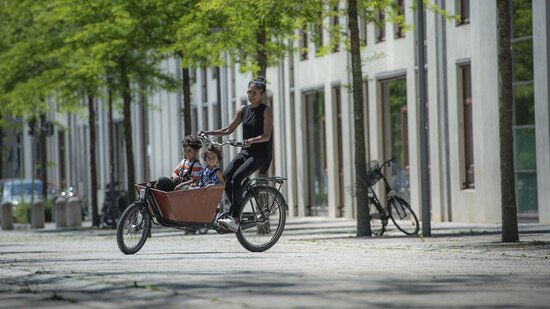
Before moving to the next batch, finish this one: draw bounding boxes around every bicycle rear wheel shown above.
[236,186,286,252]
[117,203,151,254]
[388,196,419,235]
[368,202,387,236]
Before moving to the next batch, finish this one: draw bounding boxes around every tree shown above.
[51,0,179,203]
[347,0,370,236]
[0,0,63,200]
[497,0,519,242]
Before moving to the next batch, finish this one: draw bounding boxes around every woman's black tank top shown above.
[242,103,272,167]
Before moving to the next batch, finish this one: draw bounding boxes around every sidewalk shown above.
[1,217,549,308]
[10,216,550,239]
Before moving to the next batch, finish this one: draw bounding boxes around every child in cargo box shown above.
[154,135,203,192]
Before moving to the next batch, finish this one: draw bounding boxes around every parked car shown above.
[0,179,43,208]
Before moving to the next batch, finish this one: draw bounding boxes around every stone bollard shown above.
[1,202,14,230]
[31,200,45,229]
[55,198,68,228]
[67,197,82,227]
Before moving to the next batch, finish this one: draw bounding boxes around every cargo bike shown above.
[116,135,288,254]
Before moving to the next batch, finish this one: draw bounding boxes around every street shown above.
[1,218,550,308]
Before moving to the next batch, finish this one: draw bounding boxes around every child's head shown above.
[202,144,223,167]
[182,135,202,160]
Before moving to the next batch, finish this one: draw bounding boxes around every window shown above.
[191,106,198,133]
[394,0,405,38]
[231,66,236,99]
[375,10,385,43]
[202,106,209,130]
[459,65,474,189]
[330,5,340,52]
[300,26,309,60]
[314,22,323,56]
[289,47,295,87]
[358,17,368,46]
[458,0,470,25]
[201,68,207,103]
[511,0,537,215]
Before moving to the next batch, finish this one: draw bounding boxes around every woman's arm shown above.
[243,105,273,147]
[201,105,244,137]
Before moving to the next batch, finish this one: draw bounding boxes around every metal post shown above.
[417,0,431,236]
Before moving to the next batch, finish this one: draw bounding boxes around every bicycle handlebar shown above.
[198,133,243,147]
[380,157,396,169]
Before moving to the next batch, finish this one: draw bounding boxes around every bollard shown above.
[55,198,68,228]
[31,200,45,229]
[1,202,14,230]
[67,197,82,227]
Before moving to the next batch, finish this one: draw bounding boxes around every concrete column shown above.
[31,200,45,229]
[67,197,82,227]
[533,1,550,223]
[1,202,13,230]
[55,198,68,227]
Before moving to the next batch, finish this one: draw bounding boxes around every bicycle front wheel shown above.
[388,196,419,235]
[236,186,286,252]
[117,203,151,254]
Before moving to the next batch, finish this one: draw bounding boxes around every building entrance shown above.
[305,91,328,216]
[381,77,410,202]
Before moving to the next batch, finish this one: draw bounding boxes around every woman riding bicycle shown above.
[198,76,273,232]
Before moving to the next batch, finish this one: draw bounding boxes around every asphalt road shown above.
[1,218,549,308]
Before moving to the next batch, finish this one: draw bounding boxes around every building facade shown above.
[6,0,549,224]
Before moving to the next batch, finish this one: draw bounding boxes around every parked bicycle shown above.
[116,134,288,254]
[100,182,128,229]
[357,158,419,236]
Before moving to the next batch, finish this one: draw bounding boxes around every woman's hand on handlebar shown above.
[242,139,252,148]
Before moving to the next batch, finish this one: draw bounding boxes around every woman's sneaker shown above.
[218,216,239,232]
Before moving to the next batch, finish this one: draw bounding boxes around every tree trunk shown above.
[256,23,267,79]
[120,63,136,203]
[497,0,519,242]
[182,66,192,135]
[347,0,371,236]
[39,114,48,199]
[88,95,99,227]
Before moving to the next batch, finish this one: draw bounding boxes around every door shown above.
[305,91,328,215]
[382,77,410,202]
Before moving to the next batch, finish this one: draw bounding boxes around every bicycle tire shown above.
[368,202,387,236]
[388,196,419,235]
[236,186,286,252]
[116,203,151,254]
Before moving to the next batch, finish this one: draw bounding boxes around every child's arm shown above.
[203,170,225,192]
[174,179,194,190]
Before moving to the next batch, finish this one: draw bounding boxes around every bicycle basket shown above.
[365,160,383,186]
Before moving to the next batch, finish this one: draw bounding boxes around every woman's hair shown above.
[182,135,202,151]
[202,144,223,162]
[248,75,267,94]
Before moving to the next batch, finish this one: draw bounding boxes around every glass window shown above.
[514,127,536,170]
[513,83,535,125]
[314,21,323,56]
[382,77,409,200]
[300,27,309,61]
[460,65,474,189]
[394,0,405,38]
[512,40,534,82]
[330,5,340,53]
[512,0,532,38]
[516,173,538,214]
[201,68,207,103]
[376,10,385,43]
[358,17,367,46]
[459,0,470,24]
